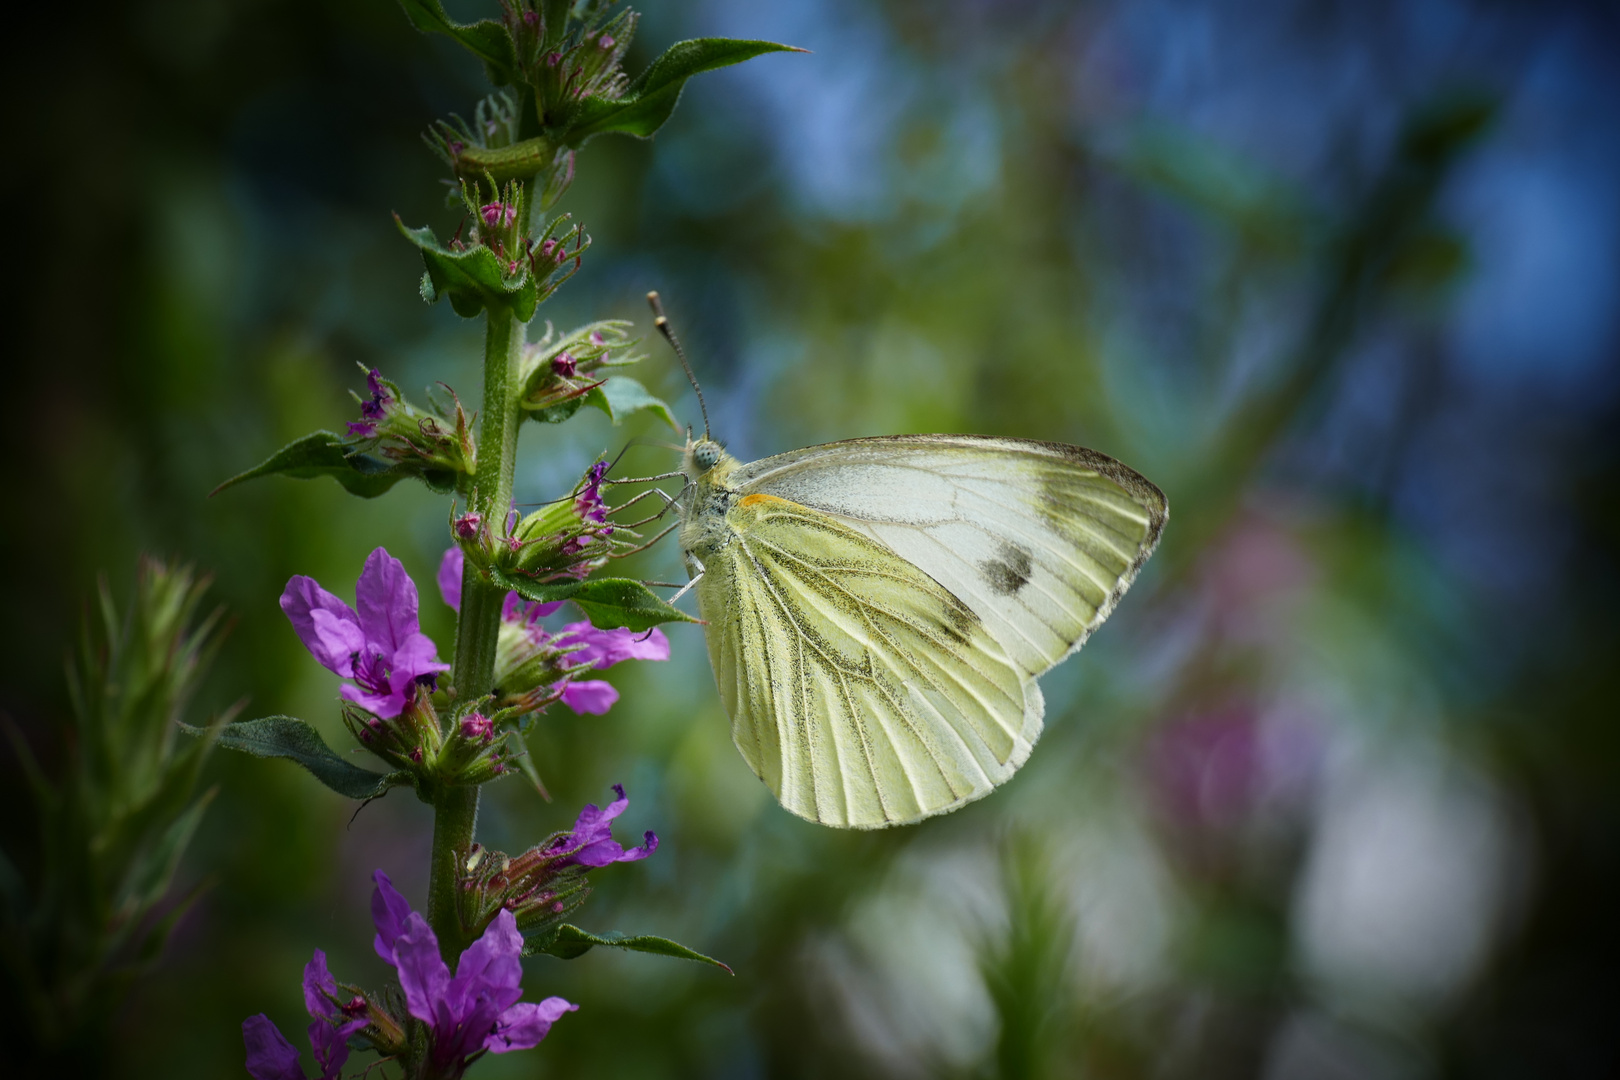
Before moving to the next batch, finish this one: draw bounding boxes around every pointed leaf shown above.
[525,924,732,972]
[492,570,698,632]
[526,394,590,426]
[121,788,215,916]
[399,219,538,321]
[195,716,412,801]
[585,376,679,429]
[397,0,517,84]
[567,39,805,144]
[212,431,457,499]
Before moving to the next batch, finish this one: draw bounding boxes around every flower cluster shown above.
[245,870,576,1080]
[344,367,474,476]
[437,545,668,716]
[442,175,589,293]
[459,784,657,937]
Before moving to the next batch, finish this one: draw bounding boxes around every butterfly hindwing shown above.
[696,493,1039,828]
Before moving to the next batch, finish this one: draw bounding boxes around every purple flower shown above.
[558,680,618,715]
[546,784,657,867]
[241,951,366,1080]
[438,546,564,623]
[280,548,450,719]
[554,621,670,669]
[372,871,577,1068]
[347,369,393,437]
[434,546,666,717]
[243,1016,303,1080]
[361,370,391,418]
[551,351,578,378]
[575,461,609,525]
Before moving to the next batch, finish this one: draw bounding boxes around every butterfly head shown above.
[684,434,731,479]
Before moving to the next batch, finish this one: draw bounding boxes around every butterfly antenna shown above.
[647,291,710,440]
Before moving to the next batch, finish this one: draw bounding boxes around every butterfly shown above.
[651,297,1168,829]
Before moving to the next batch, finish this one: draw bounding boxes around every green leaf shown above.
[198,716,412,801]
[585,376,679,429]
[399,218,538,321]
[397,0,517,85]
[211,431,457,499]
[567,39,804,144]
[527,394,589,425]
[525,924,732,972]
[492,569,698,632]
[122,789,215,916]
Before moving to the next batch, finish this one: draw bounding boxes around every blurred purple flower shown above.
[371,870,577,1069]
[545,784,658,867]
[1144,705,1322,853]
[280,548,449,719]
[241,952,366,1080]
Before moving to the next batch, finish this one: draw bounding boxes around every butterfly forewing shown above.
[728,436,1167,681]
[697,493,1038,828]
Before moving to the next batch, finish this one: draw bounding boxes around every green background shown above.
[3,0,1618,1077]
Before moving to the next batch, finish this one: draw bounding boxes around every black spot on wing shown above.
[980,543,1033,597]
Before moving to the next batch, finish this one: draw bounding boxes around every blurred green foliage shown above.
[2,0,1618,1078]
[1,562,229,1072]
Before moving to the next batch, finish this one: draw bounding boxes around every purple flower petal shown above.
[389,633,451,692]
[486,997,578,1053]
[556,623,670,669]
[555,784,659,867]
[280,577,364,677]
[302,950,337,1019]
[560,680,618,715]
[339,680,408,720]
[309,1016,362,1080]
[371,870,413,964]
[356,548,421,655]
[449,909,524,1015]
[243,1014,305,1080]
[438,547,464,612]
[570,783,628,841]
[393,913,452,1032]
[571,829,658,867]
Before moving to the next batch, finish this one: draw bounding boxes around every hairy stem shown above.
[428,304,527,959]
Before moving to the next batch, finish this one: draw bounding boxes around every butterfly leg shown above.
[669,552,706,604]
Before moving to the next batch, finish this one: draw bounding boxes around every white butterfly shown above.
[654,300,1167,829]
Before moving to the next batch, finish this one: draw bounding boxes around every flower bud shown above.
[345,367,475,478]
[499,461,616,580]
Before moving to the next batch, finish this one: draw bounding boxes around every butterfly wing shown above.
[697,493,1041,828]
[729,436,1167,683]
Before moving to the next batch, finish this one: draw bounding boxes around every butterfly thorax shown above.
[680,438,743,560]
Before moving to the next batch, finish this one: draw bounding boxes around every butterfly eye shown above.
[695,442,722,470]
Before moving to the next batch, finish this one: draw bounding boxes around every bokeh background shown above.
[4,0,1618,1076]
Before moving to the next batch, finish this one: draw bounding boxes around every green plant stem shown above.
[427,304,527,960]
